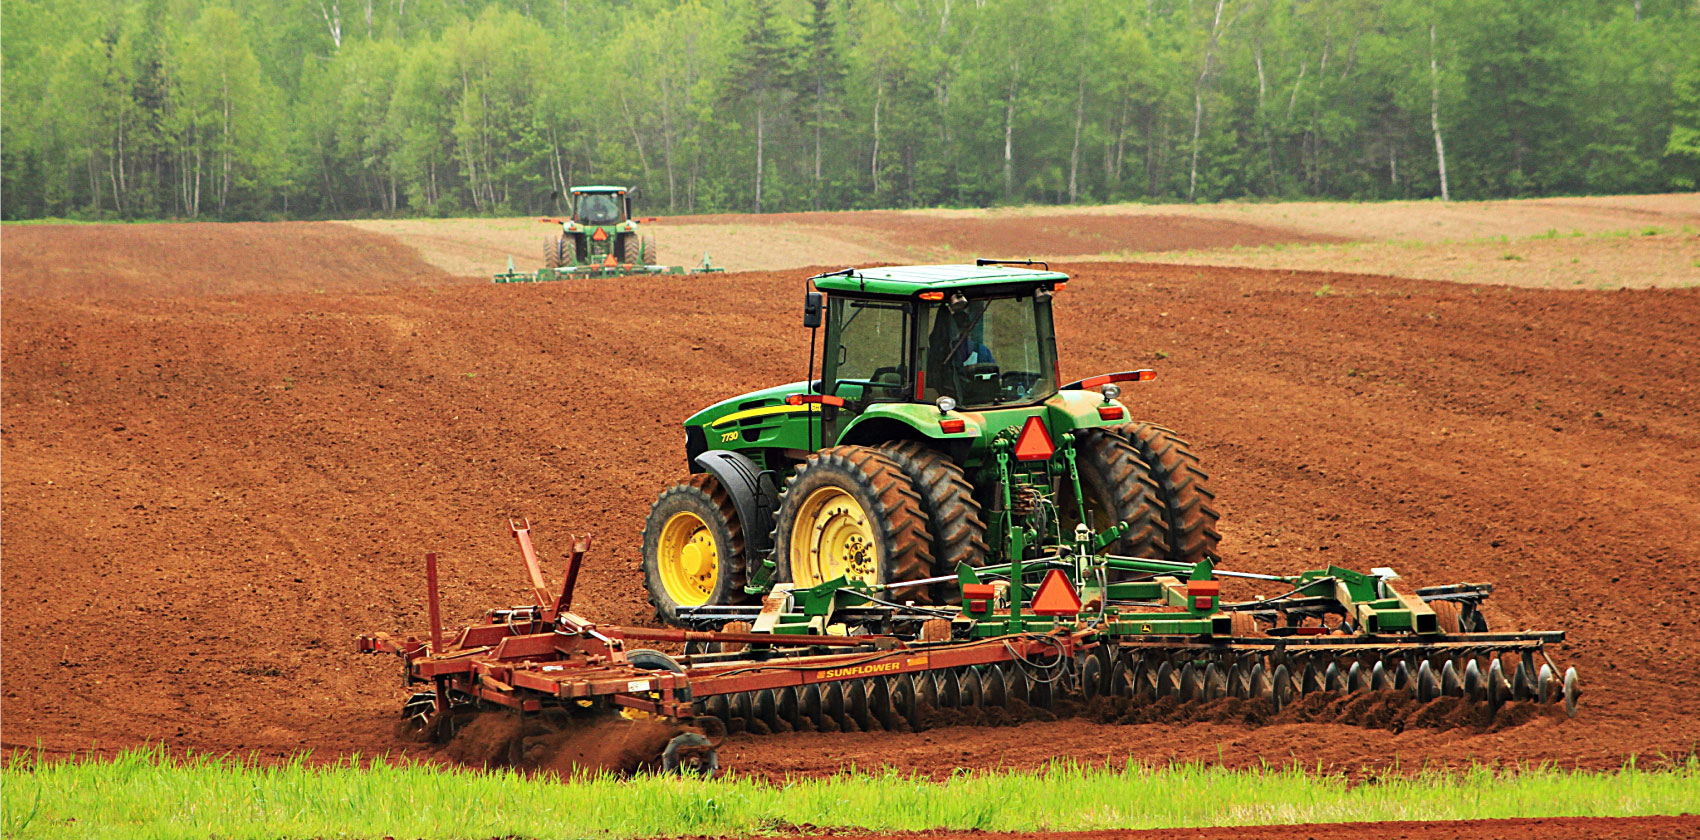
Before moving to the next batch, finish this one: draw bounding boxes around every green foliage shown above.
[2,0,1696,220]
[2,747,1697,839]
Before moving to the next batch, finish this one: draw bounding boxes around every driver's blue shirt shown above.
[955,341,994,366]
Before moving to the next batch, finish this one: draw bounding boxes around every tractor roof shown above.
[812,264,1069,297]
[570,185,627,193]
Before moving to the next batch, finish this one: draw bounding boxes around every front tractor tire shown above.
[642,474,749,624]
[774,446,935,598]
[1070,429,1169,560]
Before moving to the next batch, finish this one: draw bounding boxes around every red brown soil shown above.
[1,222,456,297]
[656,210,1346,255]
[738,816,1700,840]
[2,227,1697,782]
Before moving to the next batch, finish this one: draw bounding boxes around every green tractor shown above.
[544,185,656,269]
[641,260,1221,624]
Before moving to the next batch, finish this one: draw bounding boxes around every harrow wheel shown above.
[642,474,750,624]
[1113,422,1221,564]
[774,446,934,593]
[662,732,719,779]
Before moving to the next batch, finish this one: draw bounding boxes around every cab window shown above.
[827,298,910,404]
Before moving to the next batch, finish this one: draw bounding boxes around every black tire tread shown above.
[1073,428,1168,559]
[879,441,989,577]
[1113,422,1221,564]
[641,473,748,624]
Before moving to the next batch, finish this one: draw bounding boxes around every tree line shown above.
[3,0,1697,221]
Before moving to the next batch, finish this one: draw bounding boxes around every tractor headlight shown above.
[1101,383,1121,401]
[936,396,957,414]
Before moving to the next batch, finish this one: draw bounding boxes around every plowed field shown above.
[2,219,1697,784]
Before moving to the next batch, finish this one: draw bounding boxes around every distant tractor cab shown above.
[641,260,1222,622]
[546,186,655,269]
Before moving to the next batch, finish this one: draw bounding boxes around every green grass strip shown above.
[2,748,1695,839]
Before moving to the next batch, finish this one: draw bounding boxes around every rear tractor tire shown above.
[544,236,566,269]
[621,232,644,266]
[642,473,750,625]
[1113,422,1221,564]
[774,446,935,595]
[878,441,988,601]
[1068,429,1168,560]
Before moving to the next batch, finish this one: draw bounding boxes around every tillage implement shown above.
[492,185,723,282]
[361,261,1580,776]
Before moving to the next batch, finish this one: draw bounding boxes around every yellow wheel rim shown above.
[790,486,879,587]
[657,511,718,606]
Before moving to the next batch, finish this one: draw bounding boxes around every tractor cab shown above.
[811,263,1063,433]
[571,187,628,226]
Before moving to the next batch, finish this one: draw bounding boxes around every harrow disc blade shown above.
[1324,661,1345,693]
[776,686,799,730]
[799,684,824,730]
[753,689,778,729]
[1004,664,1030,706]
[1110,657,1129,698]
[1512,661,1536,701]
[1204,663,1229,700]
[1029,670,1055,709]
[866,677,894,730]
[705,694,731,729]
[1080,653,1106,701]
[1464,659,1483,701]
[1272,664,1293,712]
[935,670,961,708]
[917,670,939,709]
[890,674,919,728]
[844,679,873,730]
[1417,660,1441,703]
[1252,663,1274,703]
[1440,660,1463,697]
[1300,661,1324,696]
[1178,663,1200,703]
[1563,667,1581,718]
[983,665,1008,707]
[1538,664,1557,705]
[1394,660,1414,692]
[1348,661,1368,693]
[822,681,846,728]
[1156,661,1178,700]
[1371,661,1390,691]
[959,667,984,708]
[1488,659,1512,710]
[729,692,754,732]
[1132,658,1155,701]
[1227,663,1249,699]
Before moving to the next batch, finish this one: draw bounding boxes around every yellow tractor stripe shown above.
[708,403,821,428]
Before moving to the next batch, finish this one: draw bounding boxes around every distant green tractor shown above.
[544,185,656,269]
[641,260,1221,623]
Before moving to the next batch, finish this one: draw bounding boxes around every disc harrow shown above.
[359,517,1580,776]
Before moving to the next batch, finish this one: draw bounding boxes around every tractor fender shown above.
[692,450,778,560]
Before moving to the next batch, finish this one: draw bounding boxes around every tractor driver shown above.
[575,193,621,225]
[926,296,997,405]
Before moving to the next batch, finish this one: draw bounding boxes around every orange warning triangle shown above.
[1030,568,1082,616]
[1013,415,1056,461]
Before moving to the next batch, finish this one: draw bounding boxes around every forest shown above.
[3,0,1698,220]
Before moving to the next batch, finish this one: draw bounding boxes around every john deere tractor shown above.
[641,261,1221,623]
[545,185,656,269]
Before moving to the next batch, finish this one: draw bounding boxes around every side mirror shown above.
[803,291,823,329]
